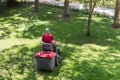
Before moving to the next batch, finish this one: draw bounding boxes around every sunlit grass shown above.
[0,37,40,51]
[0,4,120,80]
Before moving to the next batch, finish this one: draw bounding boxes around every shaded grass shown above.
[0,3,120,80]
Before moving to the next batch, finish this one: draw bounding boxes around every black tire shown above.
[55,56,58,67]
[57,48,61,55]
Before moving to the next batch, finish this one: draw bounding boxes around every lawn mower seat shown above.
[42,43,53,51]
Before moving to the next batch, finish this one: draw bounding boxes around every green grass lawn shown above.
[0,4,120,80]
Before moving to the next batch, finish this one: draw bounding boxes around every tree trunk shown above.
[86,13,92,36]
[34,0,39,13]
[7,0,16,7]
[112,0,120,28]
[63,0,70,17]
[86,0,96,36]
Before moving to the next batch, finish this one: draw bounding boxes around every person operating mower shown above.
[42,28,56,51]
[34,28,62,71]
[42,28,62,63]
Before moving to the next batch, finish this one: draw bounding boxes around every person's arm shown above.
[42,35,44,42]
[51,35,54,40]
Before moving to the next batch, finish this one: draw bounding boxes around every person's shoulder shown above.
[49,33,53,36]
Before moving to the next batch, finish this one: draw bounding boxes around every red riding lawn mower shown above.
[34,43,61,71]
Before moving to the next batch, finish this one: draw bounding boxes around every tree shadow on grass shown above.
[1,4,119,46]
[0,5,64,39]
[0,42,76,80]
[0,44,39,80]
[0,4,120,80]
[62,60,111,80]
[54,45,120,80]
[90,18,120,52]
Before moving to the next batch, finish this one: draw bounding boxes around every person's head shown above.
[45,28,50,33]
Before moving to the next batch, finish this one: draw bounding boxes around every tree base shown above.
[7,1,18,7]
[62,14,70,18]
[33,8,39,13]
[33,10,39,13]
[111,23,120,29]
[86,32,90,36]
